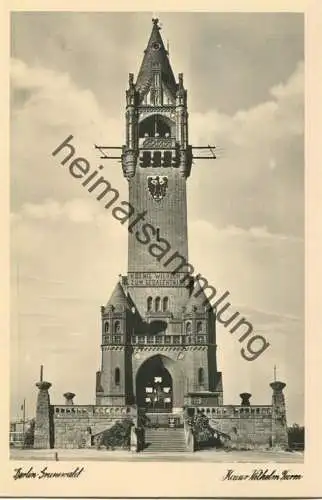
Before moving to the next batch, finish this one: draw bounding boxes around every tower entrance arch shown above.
[136,355,173,412]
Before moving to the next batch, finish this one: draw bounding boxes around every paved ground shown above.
[10,448,304,463]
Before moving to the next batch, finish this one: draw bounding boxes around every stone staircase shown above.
[143,427,187,453]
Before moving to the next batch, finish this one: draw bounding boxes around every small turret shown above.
[100,280,131,351]
[185,279,212,313]
[103,281,131,313]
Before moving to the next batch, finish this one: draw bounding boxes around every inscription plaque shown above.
[127,272,189,287]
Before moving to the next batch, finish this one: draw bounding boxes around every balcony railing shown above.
[101,334,209,346]
[131,334,208,346]
[102,335,124,345]
[139,137,176,149]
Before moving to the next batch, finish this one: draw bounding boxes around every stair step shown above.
[143,427,186,453]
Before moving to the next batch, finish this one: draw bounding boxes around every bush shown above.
[190,413,217,449]
[23,419,35,448]
[288,424,305,450]
[98,418,134,450]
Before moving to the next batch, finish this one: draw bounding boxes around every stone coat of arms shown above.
[147,176,168,202]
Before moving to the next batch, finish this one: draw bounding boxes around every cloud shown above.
[11,58,105,133]
[189,218,304,319]
[188,60,304,238]
[10,58,126,212]
[191,221,303,242]
[20,198,101,223]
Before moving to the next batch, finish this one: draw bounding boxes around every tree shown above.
[287,423,304,450]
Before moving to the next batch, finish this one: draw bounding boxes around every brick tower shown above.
[96,19,223,412]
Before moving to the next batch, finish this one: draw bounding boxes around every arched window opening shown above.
[185,321,192,334]
[198,368,205,386]
[147,297,153,311]
[196,321,203,334]
[155,297,161,312]
[138,114,174,138]
[104,321,109,333]
[162,297,169,312]
[115,368,120,386]
[114,320,121,333]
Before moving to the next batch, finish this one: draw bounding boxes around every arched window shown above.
[147,297,153,311]
[185,321,192,334]
[104,321,109,333]
[139,114,172,138]
[115,368,120,386]
[196,321,203,334]
[162,297,169,311]
[114,320,121,333]
[155,297,161,312]
[198,368,205,386]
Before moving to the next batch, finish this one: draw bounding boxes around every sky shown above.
[10,12,304,425]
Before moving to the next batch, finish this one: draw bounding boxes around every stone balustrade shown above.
[53,405,135,418]
[101,334,209,346]
[131,334,208,346]
[188,405,272,418]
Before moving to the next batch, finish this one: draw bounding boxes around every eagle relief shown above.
[147,175,168,202]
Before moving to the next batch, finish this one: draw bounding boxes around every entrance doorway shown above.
[136,355,173,412]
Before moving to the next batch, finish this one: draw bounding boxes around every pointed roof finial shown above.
[135,19,177,99]
[274,365,277,382]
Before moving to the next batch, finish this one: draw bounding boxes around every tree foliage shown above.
[288,423,304,450]
[96,418,134,450]
[23,419,35,448]
[188,413,216,448]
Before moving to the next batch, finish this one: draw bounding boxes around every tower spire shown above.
[135,18,177,100]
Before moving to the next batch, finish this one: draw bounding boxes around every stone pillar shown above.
[130,425,138,452]
[270,381,288,449]
[34,381,52,449]
[240,392,251,406]
[63,392,75,405]
[85,427,92,448]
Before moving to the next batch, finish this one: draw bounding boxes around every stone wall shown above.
[188,405,274,450]
[52,405,136,449]
[210,415,273,449]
